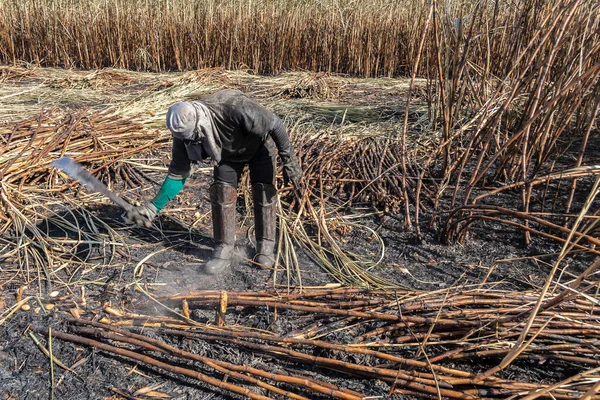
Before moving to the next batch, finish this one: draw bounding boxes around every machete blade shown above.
[51,157,133,211]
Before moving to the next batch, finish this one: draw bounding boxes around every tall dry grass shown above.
[397,0,600,243]
[0,0,415,76]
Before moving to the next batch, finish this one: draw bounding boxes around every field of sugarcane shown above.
[1,0,600,399]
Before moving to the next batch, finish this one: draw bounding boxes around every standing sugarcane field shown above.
[1,0,600,399]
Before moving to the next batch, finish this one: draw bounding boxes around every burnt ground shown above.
[0,68,598,399]
[1,168,596,400]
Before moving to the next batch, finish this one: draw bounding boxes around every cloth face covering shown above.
[184,141,206,161]
[190,101,221,162]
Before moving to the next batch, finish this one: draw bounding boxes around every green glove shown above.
[151,176,187,212]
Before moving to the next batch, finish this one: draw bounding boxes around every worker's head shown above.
[166,101,198,141]
[167,101,216,161]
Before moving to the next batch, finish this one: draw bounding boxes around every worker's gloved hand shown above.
[124,202,158,228]
[281,154,302,187]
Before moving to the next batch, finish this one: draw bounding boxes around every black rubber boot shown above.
[204,183,237,275]
[252,183,277,268]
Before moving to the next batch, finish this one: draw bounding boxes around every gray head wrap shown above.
[166,101,222,163]
[166,101,195,140]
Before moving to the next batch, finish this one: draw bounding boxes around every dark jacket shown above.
[168,90,293,179]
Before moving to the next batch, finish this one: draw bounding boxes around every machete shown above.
[51,157,133,212]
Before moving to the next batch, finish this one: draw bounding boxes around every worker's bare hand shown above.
[124,202,158,228]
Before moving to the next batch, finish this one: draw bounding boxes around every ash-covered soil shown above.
[1,167,595,400]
